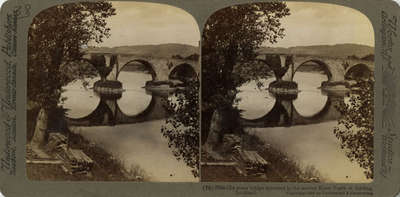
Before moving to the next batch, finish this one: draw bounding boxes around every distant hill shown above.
[86,43,199,59]
[258,44,374,59]
[86,43,373,60]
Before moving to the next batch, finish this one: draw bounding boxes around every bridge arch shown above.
[239,95,344,128]
[345,63,372,81]
[79,54,118,81]
[253,59,279,79]
[292,97,332,124]
[293,59,333,81]
[66,95,165,126]
[239,99,291,127]
[115,95,159,123]
[65,99,116,126]
[117,59,157,80]
[293,95,330,119]
[169,63,197,82]
[255,55,296,80]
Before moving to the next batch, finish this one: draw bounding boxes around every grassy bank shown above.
[26,108,145,181]
[201,132,324,182]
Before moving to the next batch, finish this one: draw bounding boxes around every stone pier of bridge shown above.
[83,52,199,82]
[256,53,374,93]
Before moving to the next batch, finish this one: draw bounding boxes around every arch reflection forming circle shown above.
[293,71,329,117]
[236,78,276,120]
[117,71,153,116]
[62,77,101,119]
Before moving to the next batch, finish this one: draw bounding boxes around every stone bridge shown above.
[84,52,200,82]
[256,53,374,88]
[240,93,345,128]
[66,93,166,126]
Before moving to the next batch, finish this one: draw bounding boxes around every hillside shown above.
[258,44,374,58]
[86,43,199,59]
[86,43,374,60]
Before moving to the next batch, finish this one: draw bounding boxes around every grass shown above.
[26,107,147,181]
[201,132,324,182]
[243,133,324,182]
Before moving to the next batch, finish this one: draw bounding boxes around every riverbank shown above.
[201,132,324,182]
[70,120,198,182]
[248,121,370,183]
[26,108,143,181]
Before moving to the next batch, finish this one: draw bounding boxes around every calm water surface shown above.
[237,72,370,183]
[61,71,369,182]
[62,71,197,182]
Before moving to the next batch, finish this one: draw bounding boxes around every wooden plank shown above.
[248,151,269,165]
[67,149,93,164]
[76,150,93,163]
[241,150,253,162]
[200,162,238,166]
[26,159,63,165]
[61,165,69,174]
[240,150,269,166]
[234,166,245,176]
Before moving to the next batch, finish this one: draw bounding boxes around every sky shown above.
[91,1,376,48]
[93,1,200,47]
[273,2,375,47]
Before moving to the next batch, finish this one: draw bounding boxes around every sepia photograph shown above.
[201,2,374,183]
[1,0,400,196]
[26,1,200,182]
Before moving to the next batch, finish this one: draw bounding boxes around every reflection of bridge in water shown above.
[240,92,345,128]
[66,93,167,126]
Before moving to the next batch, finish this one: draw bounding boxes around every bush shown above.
[334,80,374,179]
[161,79,200,177]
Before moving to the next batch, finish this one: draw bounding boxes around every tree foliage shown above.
[334,80,374,179]
[201,2,290,143]
[28,2,116,109]
[161,79,200,177]
[87,54,115,81]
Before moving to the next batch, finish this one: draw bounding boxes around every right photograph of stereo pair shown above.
[200,1,374,183]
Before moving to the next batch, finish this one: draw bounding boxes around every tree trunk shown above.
[204,109,224,150]
[30,108,48,149]
[201,109,214,145]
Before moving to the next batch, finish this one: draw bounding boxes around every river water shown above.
[61,71,197,182]
[236,72,371,183]
[61,70,370,183]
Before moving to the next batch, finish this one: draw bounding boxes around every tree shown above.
[201,2,290,143]
[161,79,200,177]
[28,2,115,148]
[87,54,115,81]
[334,80,374,179]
